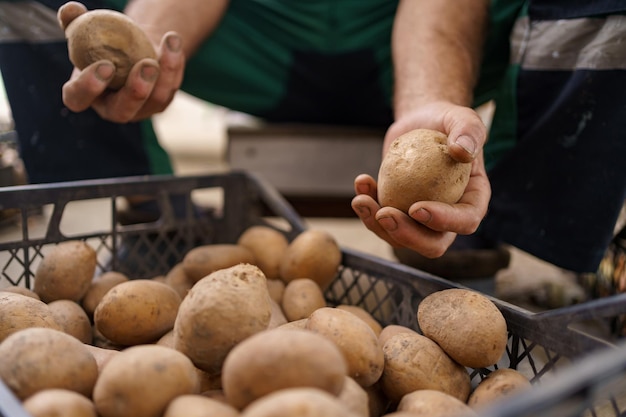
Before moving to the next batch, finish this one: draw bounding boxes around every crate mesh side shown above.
[326,260,626,417]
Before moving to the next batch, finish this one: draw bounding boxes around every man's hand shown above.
[351,102,491,258]
[58,2,185,123]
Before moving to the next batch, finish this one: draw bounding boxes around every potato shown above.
[81,271,129,317]
[268,298,288,328]
[238,225,289,280]
[174,263,272,374]
[417,288,508,368]
[0,327,98,400]
[94,279,181,346]
[48,299,92,343]
[222,328,348,410]
[380,332,471,404]
[338,376,370,417]
[151,275,167,283]
[164,262,194,298]
[397,389,477,417]
[93,344,200,417]
[306,307,384,388]
[61,4,157,90]
[84,344,120,374]
[279,229,342,289]
[23,388,97,417]
[164,394,240,417]
[281,278,327,321]
[33,240,97,303]
[266,278,286,304]
[182,244,256,283]
[337,304,383,336]
[378,324,418,347]
[156,329,175,348]
[277,318,308,331]
[241,387,358,417]
[377,129,471,212]
[0,292,62,342]
[467,368,531,409]
[91,325,124,350]
[0,285,41,300]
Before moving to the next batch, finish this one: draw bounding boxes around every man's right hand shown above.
[58,2,185,123]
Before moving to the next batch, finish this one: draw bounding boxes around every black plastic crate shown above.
[1,171,626,417]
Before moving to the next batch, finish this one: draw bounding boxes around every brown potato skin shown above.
[182,244,256,283]
[23,388,97,417]
[94,279,182,346]
[380,332,471,404]
[47,299,93,344]
[267,298,288,328]
[174,263,272,374]
[266,278,285,304]
[338,376,370,417]
[306,307,384,388]
[337,304,383,336]
[0,286,41,300]
[93,344,200,417]
[281,278,326,321]
[81,271,129,318]
[64,9,157,90]
[377,129,471,212]
[397,389,478,417]
[0,292,62,343]
[417,288,508,368]
[468,368,531,409]
[238,225,289,280]
[164,395,240,417]
[84,344,120,374]
[279,229,342,290]
[0,327,98,400]
[378,324,418,348]
[222,328,348,410]
[164,263,194,299]
[240,388,357,417]
[34,240,97,303]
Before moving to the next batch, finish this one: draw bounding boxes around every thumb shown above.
[445,107,488,163]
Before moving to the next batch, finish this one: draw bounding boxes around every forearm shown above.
[392,0,489,118]
[124,0,230,57]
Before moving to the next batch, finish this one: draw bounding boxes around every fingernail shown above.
[95,62,115,82]
[140,64,159,82]
[455,135,477,156]
[411,207,432,224]
[166,34,182,52]
[378,216,398,231]
[355,205,371,218]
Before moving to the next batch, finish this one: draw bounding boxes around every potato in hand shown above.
[377,129,471,212]
[59,1,157,90]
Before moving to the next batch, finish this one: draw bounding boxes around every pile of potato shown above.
[0,226,532,417]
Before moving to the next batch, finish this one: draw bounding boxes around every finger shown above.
[407,164,491,235]
[444,106,487,163]
[92,58,160,123]
[374,206,458,258]
[58,1,87,31]
[134,32,185,119]
[62,61,115,112]
[351,194,399,247]
[353,174,378,199]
